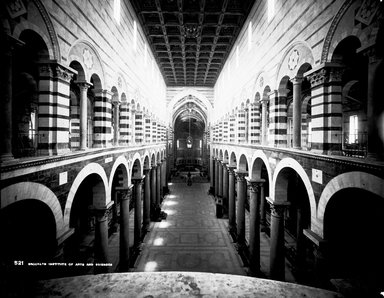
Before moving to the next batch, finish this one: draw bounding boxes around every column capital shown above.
[144,167,151,174]
[116,185,133,201]
[278,88,290,97]
[290,76,304,85]
[234,170,248,181]
[89,201,114,220]
[112,97,121,105]
[304,62,344,87]
[246,178,266,192]
[268,90,278,98]
[132,176,145,184]
[357,42,382,64]
[266,197,290,216]
[75,80,93,90]
[38,61,76,82]
[226,166,236,174]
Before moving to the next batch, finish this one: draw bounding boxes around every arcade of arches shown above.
[1,0,384,297]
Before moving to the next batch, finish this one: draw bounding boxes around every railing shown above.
[342,132,367,158]
[14,133,40,158]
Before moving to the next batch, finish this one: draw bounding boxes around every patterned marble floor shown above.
[134,183,246,275]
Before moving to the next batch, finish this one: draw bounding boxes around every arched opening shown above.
[238,154,248,172]
[65,173,106,274]
[131,158,144,248]
[324,188,384,292]
[274,167,312,281]
[69,61,86,151]
[0,199,57,277]
[250,93,261,144]
[261,86,271,145]
[111,86,119,146]
[301,96,312,150]
[88,74,102,148]
[134,103,144,144]
[0,199,57,259]
[297,63,312,150]
[248,157,270,240]
[111,163,129,234]
[332,36,368,158]
[173,100,206,172]
[12,30,49,157]
[279,76,293,147]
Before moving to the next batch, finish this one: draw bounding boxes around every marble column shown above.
[112,101,120,146]
[247,178,265,275]
[119,186,132,271]
[218,161,223,197]
[245,106,249,144]
[156,163,161,205]
[228,167,236,235]
[161,159,167,195]
[94,205,112,273]
[267,198,290,281]
[235,171,248,244]
[163,158,169,194]
[132,177,144,246]
[261,99,268,145]
[1,35,23,161]
[77,81,92,150]
[151,165,157,215]
[291,76,303,149]
[260,187,267,232]
[131,106,136,145]
[222,163,229,216]
[215,159,219,196]
[360,45,383,158]
[210,157,215,194]
[143,169,151,231]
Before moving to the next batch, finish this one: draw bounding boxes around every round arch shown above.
[64,163,109,228]
[12,0,61,60]
[237,153,249,172]
[68,39,106,86]
[271,158,316,228]
[250,150,273,194]
[321,0,371,63]
[167,89,213,123]
[316,172,384,238]
[109,155,130,189]
[13,21,55,60]
[276,41,314,87]
[1,182,65,238]
[229,151,237,167]
[131,152,143,177]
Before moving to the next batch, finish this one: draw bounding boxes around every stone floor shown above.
[134,182,297,282]
[33,272,342,297]
[134,182,246,275]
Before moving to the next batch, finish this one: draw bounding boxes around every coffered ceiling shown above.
[130,0,255,87]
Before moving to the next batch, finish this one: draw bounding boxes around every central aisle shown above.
[134,183,246,275]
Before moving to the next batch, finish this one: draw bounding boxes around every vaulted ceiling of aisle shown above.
[129,0,255,87]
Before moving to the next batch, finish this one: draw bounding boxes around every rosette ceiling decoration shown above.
[130,0,255,87]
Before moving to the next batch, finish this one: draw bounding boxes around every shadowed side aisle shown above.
[134,183,246,275]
